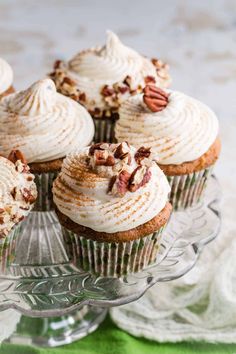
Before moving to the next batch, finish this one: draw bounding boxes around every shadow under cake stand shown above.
[0,176,221,347]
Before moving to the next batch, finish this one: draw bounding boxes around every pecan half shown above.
[110,170,131,197]
[143,85,169,112]
[8,150,27,165]
[128,166,152,192]
[135,147,151,164]
[144,76,156,84]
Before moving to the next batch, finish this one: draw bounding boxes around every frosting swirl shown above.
[0,79,94,163]
[50,31,171,116]
[53,142,170,233]
[0,155,37,238]
[115,90,219,165]
[0,58,13,95]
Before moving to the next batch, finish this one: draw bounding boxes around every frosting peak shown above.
[0,79,94,163]
[50,31,171,116]
[115,89,219,165]
[53,143,170,233]
[7,79,56,116]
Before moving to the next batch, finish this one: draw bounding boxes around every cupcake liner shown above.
[0,223,21,273]
[33,171,59,211]
[93,115,118,143]
[167,166,213,210]
[62,226,165,277]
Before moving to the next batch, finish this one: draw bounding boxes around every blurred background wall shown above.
[0,0,235,195]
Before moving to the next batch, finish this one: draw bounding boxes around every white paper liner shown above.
[62,226,165,277]
[33,171,59,211]
[167,166,214,210]
[93,115,118,143]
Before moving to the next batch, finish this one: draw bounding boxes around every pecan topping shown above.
[54,60,62,69]
[21,188,36,204]
[62,76,76,86]
[135,147,151,164]
[89,143,105,156]
[8,150,27,165]
[143,85,169,112]
[101,85,115,97]
[94,150,115,166]
[144,76,156,84]
[110,170,131,197]
[129,166,152,192]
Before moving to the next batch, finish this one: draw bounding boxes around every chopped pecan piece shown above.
[144,76,156,84]
[94,150,115,166]
[143,85,169,112]
[135,147,151,164]
[62,76,76,86]
[123,75,132,87]
[89,143,106,156]
[128,166,152,192]
[8,150,27,165]
[101,85,115,97]
[110,170,131,197]
[21,188,36,204]
[54,60,62,69]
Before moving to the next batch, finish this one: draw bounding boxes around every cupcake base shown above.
[56,203,172,277]
[92,112,118,143]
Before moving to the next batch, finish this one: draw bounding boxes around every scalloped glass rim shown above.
[0,176,221,317]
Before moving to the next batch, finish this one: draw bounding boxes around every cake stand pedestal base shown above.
[6,306,107,347]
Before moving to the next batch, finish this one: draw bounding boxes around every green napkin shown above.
[1,315,236,354]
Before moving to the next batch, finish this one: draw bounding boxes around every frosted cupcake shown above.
[115,85,221,210]
[0,79,94,211]
[0,58,14,99]
[49,31,171,143]
[0,151,37,239]
[53,142,171,277]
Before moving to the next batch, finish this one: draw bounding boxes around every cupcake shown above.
[0,58,14,99]
[49,31,171,143]
[0,79,94,211]
[53,142,171,277]
[0,151,37,267]
[115,85,221,210]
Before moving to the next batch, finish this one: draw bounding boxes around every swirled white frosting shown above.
[0,58,13,95]
[0,156,37,238]
[52,31,170,113]
[53,145,170,233]
[115,91,219,165]
[0,79,94,163]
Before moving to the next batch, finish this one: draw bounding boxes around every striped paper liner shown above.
[62,226,165,277]
[33,171,59,211]
[167,166,213,210]
[93,115,118,143]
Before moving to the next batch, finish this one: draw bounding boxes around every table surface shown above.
[0,0,235,352]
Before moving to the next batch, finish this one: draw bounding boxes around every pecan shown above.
[118,86,129,94]
[54,60,62,69]
[21,188,36,204]
[89,143,106,156]
[27,176,33,181]
[129,166,152,192]
[11,187,17,200]
[110,170,131,196]
[114,142,129,159]
[135,147,151,164]
[0,216,4,224]
[101,85,115,97]
[144,76,156,84]
[79,92,86,102]
[0,208,5,214]
[62,77,76,86]
[8,150,27,165]
[143,85,169,112]
[123,75,132,87]
[94,150,115,166]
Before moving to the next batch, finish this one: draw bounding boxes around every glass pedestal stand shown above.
[0,176,221,347]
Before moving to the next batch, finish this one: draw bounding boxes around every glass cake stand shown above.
[0,176,221,347]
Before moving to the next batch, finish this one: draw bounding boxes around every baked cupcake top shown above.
[53,142,170,233]
[0,151,37,238]
[0,79,94,163]
[0,58,13,95]
[49,31,171,118]
[115,86,219,165]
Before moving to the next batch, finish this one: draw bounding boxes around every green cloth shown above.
[1,315,236,354]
